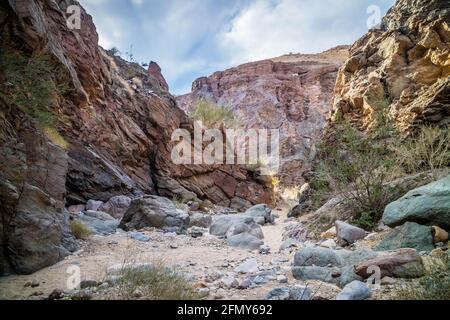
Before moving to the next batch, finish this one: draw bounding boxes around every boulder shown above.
[376,222,434,252]
[86,200,103,212]
[189,213,213,228]
[382,175,450,230]
[119,196,190,234]
[265,286,312,301]
[354,248,425,279]
[99,196,131,219]
[335,221,367,246]
[321,226,337,239]
[226,221,264,240]
[244,204,274,224]
[227,233,264,250]
[294,247,343,267]
[336,281,371,300]
[78,210,119,235]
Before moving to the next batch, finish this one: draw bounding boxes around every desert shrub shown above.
[393,126,450,177]
[172,194,189,211]
[115,262,199,300]
[0,50,69,127]
[312,118,403,230]
[70,220,91,240]
[191,99,237,128]
[393,254,450,300]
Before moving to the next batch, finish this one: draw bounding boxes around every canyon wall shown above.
[331,0,449,132]
[0,0,272,275]
[177,47,349,186]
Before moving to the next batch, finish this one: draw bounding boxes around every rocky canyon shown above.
[0,0,448,302]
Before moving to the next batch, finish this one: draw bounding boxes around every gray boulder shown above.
[86,200,103,212]
[335,221,367,246]
[99,195,131,219]
[119,196,189,234]
[210,215,252,238]
[234,258,259,274]
[129,231,151,242]
[376,222,434,252]
[336,281,371,300]
[189,212,213,228]
[78,210,119,235]
[265,286,311,301]
[227,233,264,250]
[226,221,264,240]
[294,247,343,267]
[244,204,274,224]
[383,175,450,230]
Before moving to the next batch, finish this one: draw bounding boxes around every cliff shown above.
[177,47,349,186]
[0,0,272,275]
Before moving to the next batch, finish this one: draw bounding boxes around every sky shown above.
[79,0,395,95]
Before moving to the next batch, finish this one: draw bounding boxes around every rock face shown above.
[119,196,190,234]
[0,0,272,274]
[177,47,349,186]
[382,175,450,230]
[331,0,450,132]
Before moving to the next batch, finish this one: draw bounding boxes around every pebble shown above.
[277,275,288,284]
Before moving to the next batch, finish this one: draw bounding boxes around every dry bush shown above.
[70,220,91,240]
[393,126,450,178]
[114,261,199,300]
[393,254,450,300]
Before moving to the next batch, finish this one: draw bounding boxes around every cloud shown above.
[221,0,394,64]
[78,0,394,94]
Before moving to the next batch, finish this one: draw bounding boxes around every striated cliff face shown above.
[331,0,449,132]
[177,47,349,186]
[0,0,272,275]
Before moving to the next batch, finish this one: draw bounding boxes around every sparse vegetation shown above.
[393,126,450,178]
[0,50,69,127]
[191,99,237,128]
[115,261,199,300]
[70,220,91,240]
[393,254,450,300]
[311,109,404,230]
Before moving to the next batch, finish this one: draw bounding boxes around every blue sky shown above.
[79,0,395,95]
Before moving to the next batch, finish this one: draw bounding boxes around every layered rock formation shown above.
[0,0,272,275]
[177,47,349,186]
[331,0,449,132]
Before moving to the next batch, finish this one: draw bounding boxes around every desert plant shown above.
[312,120,403,230]
[0,50,69,127]
[393,254,450,300]
[115,261,199,300]
[70,220,91,240]
[393,126,450,177]
[191,99,237,128]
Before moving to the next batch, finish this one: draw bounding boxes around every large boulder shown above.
[119,196,190,234]
[376,222,434,252]
[189,212,213,228]
[244,204,274,224]
[382,175,450,230]
[77,210,119,235]
[265,286,312,301]
[99,196,131,219]
[292,246,425,287]
[354,248,425,279]
[227,233,264,250]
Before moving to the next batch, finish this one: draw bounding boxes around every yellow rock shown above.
[321,226,337,239]
[432,226,449,243]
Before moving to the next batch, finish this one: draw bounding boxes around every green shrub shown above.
[191,99,237,128]
[115,262,199,300]
[0,50,69,127]
[70,220,91,240]
[312,119,403,230]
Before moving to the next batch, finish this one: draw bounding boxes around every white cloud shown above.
[221,0,394,64]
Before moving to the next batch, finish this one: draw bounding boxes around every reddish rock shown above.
[177,47,349,187]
